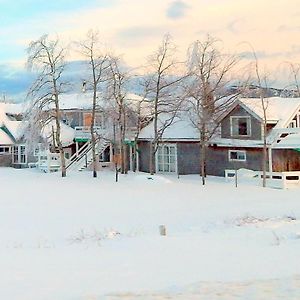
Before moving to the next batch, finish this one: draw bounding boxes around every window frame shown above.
[228,150,247,162]
[156,144,178,174]
[12,144,27,165]
[0,146,11,155]
[230,116,251,137]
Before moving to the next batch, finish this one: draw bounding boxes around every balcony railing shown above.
[74,126,104,140]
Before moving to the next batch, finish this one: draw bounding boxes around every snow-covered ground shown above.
[1,168,300,299]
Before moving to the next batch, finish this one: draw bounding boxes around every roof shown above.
[41,121,75,147]
[0,102,26,145]
[138,113,199,140]
[138,97,300,143]
[239,97,300,128]
[272,133,300,149]
[43,92,147,112]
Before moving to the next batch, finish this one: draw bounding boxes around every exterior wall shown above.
[272,149,300,172]
[61,111,83,128]
[0,154,12,167]
[61,109,106,129]
[206,146,266,176]
[138,141,151,173]
[221,105,262,140]
[177,142,200,175]
[138,141,268,177]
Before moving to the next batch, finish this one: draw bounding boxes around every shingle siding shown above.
[138,140,267,177]
[221,105,262,140]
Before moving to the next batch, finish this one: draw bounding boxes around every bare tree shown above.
[143,34,186,175]
[130,90,152,172]
[27,34,68,177]
[108,56,129,175]
[251,50,270,188]
[186,35,243,185]
[76,30,111,178]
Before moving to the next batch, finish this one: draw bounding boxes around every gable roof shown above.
[0,102,26,145]
[138,113,199,141]
[219,97,300,129]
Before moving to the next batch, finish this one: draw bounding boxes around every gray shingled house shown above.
[137,97,300,176]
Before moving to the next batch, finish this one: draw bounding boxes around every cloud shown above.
[240,45,300,60]
[166,1,189,19]
[0,64,34,101]
[116,26,167,46]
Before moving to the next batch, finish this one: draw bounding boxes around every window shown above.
[20,146,26,164]
[156,144,177,173]
[228,150,246,162]
[12,145,27,164]
[289,120,297,128]
[0,146,11,154]
[230,116,251,136]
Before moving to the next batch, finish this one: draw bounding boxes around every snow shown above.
[1,168,300,299]
[0,102,26,143]
[138,114,199,140]
[273,133,300,149]
[240,97,300,128]
[45,92,146,111]
[41,120,75,147]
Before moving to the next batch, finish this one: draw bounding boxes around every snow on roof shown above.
[41,121,75,147]
[210,137,264,148]
[138,97,300,142]
[0,102,26,144]
[272,133,300,149]
[239,97,300,128]
[45,92,147,111]
[138,113,199,140]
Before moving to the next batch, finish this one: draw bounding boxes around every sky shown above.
[1,0,300,101]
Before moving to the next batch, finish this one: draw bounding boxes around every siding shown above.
[207,146,266,176]
[138,141,268,177]
[0,154,12,167]
[221,105,262,140]
[272,149,300,172]
[138,141,151,173]
[177,142,200,174]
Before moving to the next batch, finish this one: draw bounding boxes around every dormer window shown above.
[230,116,251,137]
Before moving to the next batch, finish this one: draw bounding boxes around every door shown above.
[156,144,177,173]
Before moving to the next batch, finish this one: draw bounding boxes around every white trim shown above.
[155,143,178,174]
[230,116,252,137]
[228,150,247,162]
[217,101,263,124]
[0,145,11,155]
[12,144,27,165]
[289,120,297,128]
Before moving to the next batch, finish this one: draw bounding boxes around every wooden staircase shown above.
[66,138,110,172]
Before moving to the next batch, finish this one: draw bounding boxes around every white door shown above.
[156,144,177,173]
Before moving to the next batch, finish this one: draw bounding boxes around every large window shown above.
[228,150,246,162]
[156,144,177,173]
[0,146,11,155]
[230,116,251,137]
[12,145,27,164]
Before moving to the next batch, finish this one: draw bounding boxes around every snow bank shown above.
[0,168,299,300]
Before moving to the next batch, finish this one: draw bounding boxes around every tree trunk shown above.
[200,141,206,185]
[53,89,66,178]
[91,130,97,178]
[149,142,155,175]
[55,115,66,178]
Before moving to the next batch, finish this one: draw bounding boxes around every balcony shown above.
[74,126,105,142]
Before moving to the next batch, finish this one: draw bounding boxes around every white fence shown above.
[225,169,300,189]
